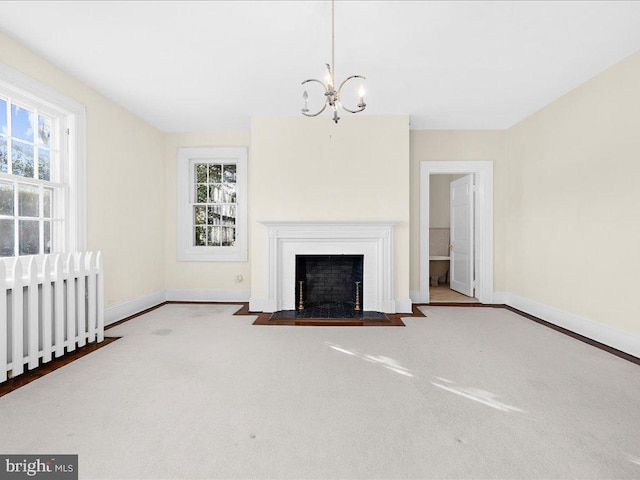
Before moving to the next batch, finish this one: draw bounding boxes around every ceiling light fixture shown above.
[301,0,366,124]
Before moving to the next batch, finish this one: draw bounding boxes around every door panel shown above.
[450,175,474,297]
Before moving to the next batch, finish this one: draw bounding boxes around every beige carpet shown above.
[1,304,640,479]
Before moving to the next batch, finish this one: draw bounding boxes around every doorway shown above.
[419,161,494,304]
[428,174,479,303]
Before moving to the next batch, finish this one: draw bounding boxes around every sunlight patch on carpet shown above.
[431,380,524,413]
[325,342,414,377]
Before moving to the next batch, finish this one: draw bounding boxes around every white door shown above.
[450,175,474,297]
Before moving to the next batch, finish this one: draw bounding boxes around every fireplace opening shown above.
[295,255,363,310]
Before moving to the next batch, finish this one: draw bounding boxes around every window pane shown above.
[208,164,221,183]
[38,115,51,147]
[11,105,35,143]
[195,185,207,203]
[222,183,236,203]
[221,205,236,226]
[43,188,52,218]
[208,184,221,203]
[223,164,236,183]
[0,136,7,173]
[18,184,39,217]
[0,181,13,215]
[38,148,50,181]
[0,219,14,257]
[19,220,39,255]
[208,205,220,225]
[194,226,206,246]
[0,98,6,134]
[194,206,206,225]
[221,227,235,247]
[195,164,207,183]
[208,226,221,246]
[43,220,51,253]
[12,141,34,178]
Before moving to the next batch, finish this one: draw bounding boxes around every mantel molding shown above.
[255,221,398,313]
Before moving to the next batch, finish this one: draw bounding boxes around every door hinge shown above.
[66,128,70,135]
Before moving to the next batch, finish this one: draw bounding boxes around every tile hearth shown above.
[270,303,387,320]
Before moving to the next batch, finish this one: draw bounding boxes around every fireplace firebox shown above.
[295,255,363,309]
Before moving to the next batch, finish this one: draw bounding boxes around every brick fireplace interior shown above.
[295,255,363,309]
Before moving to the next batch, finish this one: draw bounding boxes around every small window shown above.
[177,147,247,262]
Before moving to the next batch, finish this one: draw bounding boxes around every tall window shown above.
[177,147,247,262]
[0,63,86,257]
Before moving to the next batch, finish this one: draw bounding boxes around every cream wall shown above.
[409,131,507,293]
[163,132,251,293]
[506,50,640,337]
[0,32,165,308]
[249,116,410,304]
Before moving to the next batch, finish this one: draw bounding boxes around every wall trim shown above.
[105,290,166,326]
[410,290,428,304]
[420,161,494,304]
[395,298,413,314]
[105,289,252,325]
[248,297,267,312]
[500,292,640,359]
[165,288,250,302]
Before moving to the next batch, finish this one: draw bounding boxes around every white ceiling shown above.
[1,1,640,132]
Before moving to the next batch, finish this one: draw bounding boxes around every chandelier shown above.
[301,0,366,124]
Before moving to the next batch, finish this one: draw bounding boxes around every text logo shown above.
[0,455,77,480]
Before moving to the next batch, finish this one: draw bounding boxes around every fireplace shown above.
[295,255,363,309]
[253,222,398,313]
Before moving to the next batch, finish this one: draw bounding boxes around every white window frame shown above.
[0,62,86,255]
[177,147,247,262]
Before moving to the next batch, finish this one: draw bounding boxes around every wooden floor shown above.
[0,337,119,398]
[430,284,479,303]
[236,303,427,326]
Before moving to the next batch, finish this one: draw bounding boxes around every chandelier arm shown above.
[337,75,367,113]
[302,78,329,93]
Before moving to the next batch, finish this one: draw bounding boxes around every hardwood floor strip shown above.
[0,337,120,398]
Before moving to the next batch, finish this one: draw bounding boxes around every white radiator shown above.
[0,252,104,383]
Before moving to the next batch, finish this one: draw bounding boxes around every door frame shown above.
[419,161,494,304]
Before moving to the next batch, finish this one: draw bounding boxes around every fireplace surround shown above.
[253,221,397,313]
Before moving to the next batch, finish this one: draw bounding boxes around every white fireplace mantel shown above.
[251,221,397,313]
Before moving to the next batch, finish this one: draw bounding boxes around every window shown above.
[0,62,86,257]
[177,147,247,262]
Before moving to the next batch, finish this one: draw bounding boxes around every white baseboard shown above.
[165,288,250,302]
[395,297,413,314]
[105,290,166,326]
[499,292,640,359]
[105,289,251,325]
[249,297,273,312]
[410,290,429,304]
[492,291,509,304]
